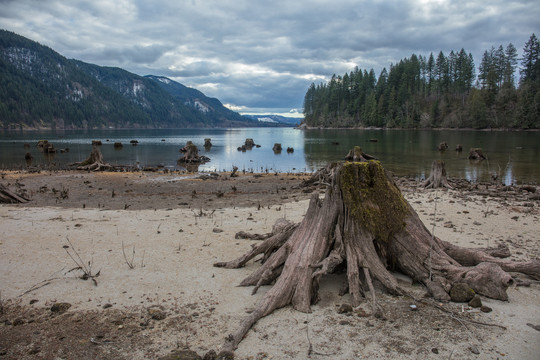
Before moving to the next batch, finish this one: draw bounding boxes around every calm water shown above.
[1,128,539,184]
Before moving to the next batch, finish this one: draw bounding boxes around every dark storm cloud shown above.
[1,0,539,116]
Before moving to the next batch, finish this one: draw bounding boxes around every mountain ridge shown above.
[0,29,261,130]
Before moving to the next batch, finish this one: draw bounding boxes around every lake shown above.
[1,128,539,184]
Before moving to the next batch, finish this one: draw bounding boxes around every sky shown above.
[1,0,539,118]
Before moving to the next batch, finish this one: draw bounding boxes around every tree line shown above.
[303,34,539,129]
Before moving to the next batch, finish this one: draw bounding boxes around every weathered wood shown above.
[422,160,453,189]
[214,155,539,354]
[0,184,30,203]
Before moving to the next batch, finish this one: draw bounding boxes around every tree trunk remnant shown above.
[214,157,539,353]
[70,145,112,171]
[344,146,376,162]
[178,143,210,164]
[437,142,449,151]
[272,143,282,153]
[469,148,486,161]
[422,160,453,189]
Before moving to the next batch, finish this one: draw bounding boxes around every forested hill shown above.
[303,34,540,129]
[0,30,258,130]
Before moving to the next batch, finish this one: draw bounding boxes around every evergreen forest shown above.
[303,34,540,129]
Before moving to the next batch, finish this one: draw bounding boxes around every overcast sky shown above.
[1,0,539,117]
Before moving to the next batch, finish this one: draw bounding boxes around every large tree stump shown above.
[422,160,453,189]
[70,145,112,171]
[214,158,539,353]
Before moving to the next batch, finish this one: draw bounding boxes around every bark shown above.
[214,158,539,353]
[422,160,453,189]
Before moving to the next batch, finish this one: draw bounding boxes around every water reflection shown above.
[1,128,539,184]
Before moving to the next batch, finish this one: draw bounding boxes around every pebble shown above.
[480,305,492,313]
[337,303,353,314]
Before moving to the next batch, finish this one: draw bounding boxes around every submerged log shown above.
[422,160,453,189]
[214,155,539,353]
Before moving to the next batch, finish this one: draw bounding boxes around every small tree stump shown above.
[469,148,486,161]
[70,145,112,171]
[422,160,453,189]
[204,138,212,148]
[245,139,255,149]
[273,143,282,153]
[344,146,376,162]
[178,143,210,164]
[438,142,449,151]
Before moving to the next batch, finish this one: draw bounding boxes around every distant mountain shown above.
[243,114,302,126]
[0,29,259,129]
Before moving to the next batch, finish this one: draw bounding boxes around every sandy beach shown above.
[0,170,539,359]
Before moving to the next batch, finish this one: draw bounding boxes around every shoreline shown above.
[1,170,539,359]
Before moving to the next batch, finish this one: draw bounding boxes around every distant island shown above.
[0,30,291,130]
[302,34,539,129]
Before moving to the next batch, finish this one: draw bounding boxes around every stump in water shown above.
[204,138,212,148]
[178,143,210,164]
[214,157,539,353]
[422,160,453,189]
[469,148,486,161]
[272,143,282,153]
[70,144,112,171]
[344,146,376,162]
[437,141,448,151]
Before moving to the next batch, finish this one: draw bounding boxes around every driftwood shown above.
[422,160,453,189]
[0,184,30,203]
[69,145,113,171]
[214,156,539,353]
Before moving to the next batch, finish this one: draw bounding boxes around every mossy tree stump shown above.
[214,158,539,353]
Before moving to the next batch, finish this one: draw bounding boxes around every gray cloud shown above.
[1,0,539,117]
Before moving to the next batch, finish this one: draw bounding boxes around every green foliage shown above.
[339,161,408,242]
[304,34,538,129]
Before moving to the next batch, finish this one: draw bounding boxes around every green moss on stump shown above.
[339,160,408,242]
